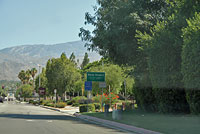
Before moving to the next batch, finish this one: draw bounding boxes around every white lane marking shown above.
[47,120,53,123]
[26,120,34,122]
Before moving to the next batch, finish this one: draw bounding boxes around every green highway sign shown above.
[87,72,105,82]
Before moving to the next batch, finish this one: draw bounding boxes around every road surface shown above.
[0,102,130,134]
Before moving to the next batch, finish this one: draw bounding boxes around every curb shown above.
[40,105,60,112]
[39,105,77,116]
[74,113,162,134]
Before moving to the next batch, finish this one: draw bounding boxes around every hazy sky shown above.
[0,0,96,49]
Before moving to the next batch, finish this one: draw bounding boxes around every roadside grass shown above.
[83,110,200,134]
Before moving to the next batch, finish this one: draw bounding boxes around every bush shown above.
[79,104,95,113]
[55,102,66,108]
[124,102,133,110]
[42,100,53,106]
[72,103,80,107]
[79,98,88,104]
[66,100,73,105]
[92,96,100,103]
[32,100,39,105]
[71,96,87,104]
[45,103,54,107]
[29,100,34,104]
[93,103,101,110]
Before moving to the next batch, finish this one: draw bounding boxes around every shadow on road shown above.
[0,114,80,121]
[0,114,128,133]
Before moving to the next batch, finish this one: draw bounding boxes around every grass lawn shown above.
[83,110,200,134]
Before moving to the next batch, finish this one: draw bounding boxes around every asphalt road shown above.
[0,102,130,134]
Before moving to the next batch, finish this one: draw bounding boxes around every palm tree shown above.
[31,68,37,87]
[18,70,26,84]
[25,69,32,84]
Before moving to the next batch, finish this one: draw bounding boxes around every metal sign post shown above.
[85,81,92,112]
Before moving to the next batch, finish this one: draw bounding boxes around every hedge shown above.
[79,104,95,113]
[182,12,200,114]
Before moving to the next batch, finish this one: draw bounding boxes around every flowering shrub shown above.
[93,92,119,105]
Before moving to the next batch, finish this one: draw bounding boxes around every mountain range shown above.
[0,41,101,81]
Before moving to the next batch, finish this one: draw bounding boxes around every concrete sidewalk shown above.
[40,105,79,115]
[74,113,162,134]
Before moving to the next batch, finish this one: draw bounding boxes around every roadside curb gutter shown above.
[74,113,162,134]
[40,105,60,112]
[39,105,78,116]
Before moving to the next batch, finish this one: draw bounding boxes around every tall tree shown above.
[46,53,80,100]
[182,12,200,114]
[25,69,32,84]
[79,0,168,111]
[18,70,26,84]
[16,84,34,100]
[79,0,168,65]
[137,0,200,113]
[69,52,76,64]
[81,52,90,69]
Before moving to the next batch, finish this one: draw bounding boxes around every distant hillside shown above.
[0,41,101,81]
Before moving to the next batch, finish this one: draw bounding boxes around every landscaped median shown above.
[76,110,200,134]
[28,99,79,115]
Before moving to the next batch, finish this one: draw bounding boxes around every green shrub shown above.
[29,100,34,104]
[72,96,87,104]
[79,104,95,113]
[78,98,88,104]
[93,103,101,110]
[32,100,39,105]
[72,103,80,107]
[55,102,66,108]
[42,100,53,105]
[92,96,100,103]
[45,102,54,107]
[124,102,133,110]
[67,100,73,105]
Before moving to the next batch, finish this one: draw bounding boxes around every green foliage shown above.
[69,52,76,65]
[18,70,26,84]
[46,53,82,98]
[124,102,133,110]
[182,12,200,114]
[55,102,66,108]
[87,64,123,95]
[16,84,34,99]
[72,103,80,107]
[79,0,167,65]
[66,100,73,105]
[93,103,101,110]
[32,100,40,105]
[135,0,200,113]
[120,76,134,96]
[79,104,95,113]
[81,52,90,69]
[29,100,34,104]
[71,96,87,104]
[35,68,48,94]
